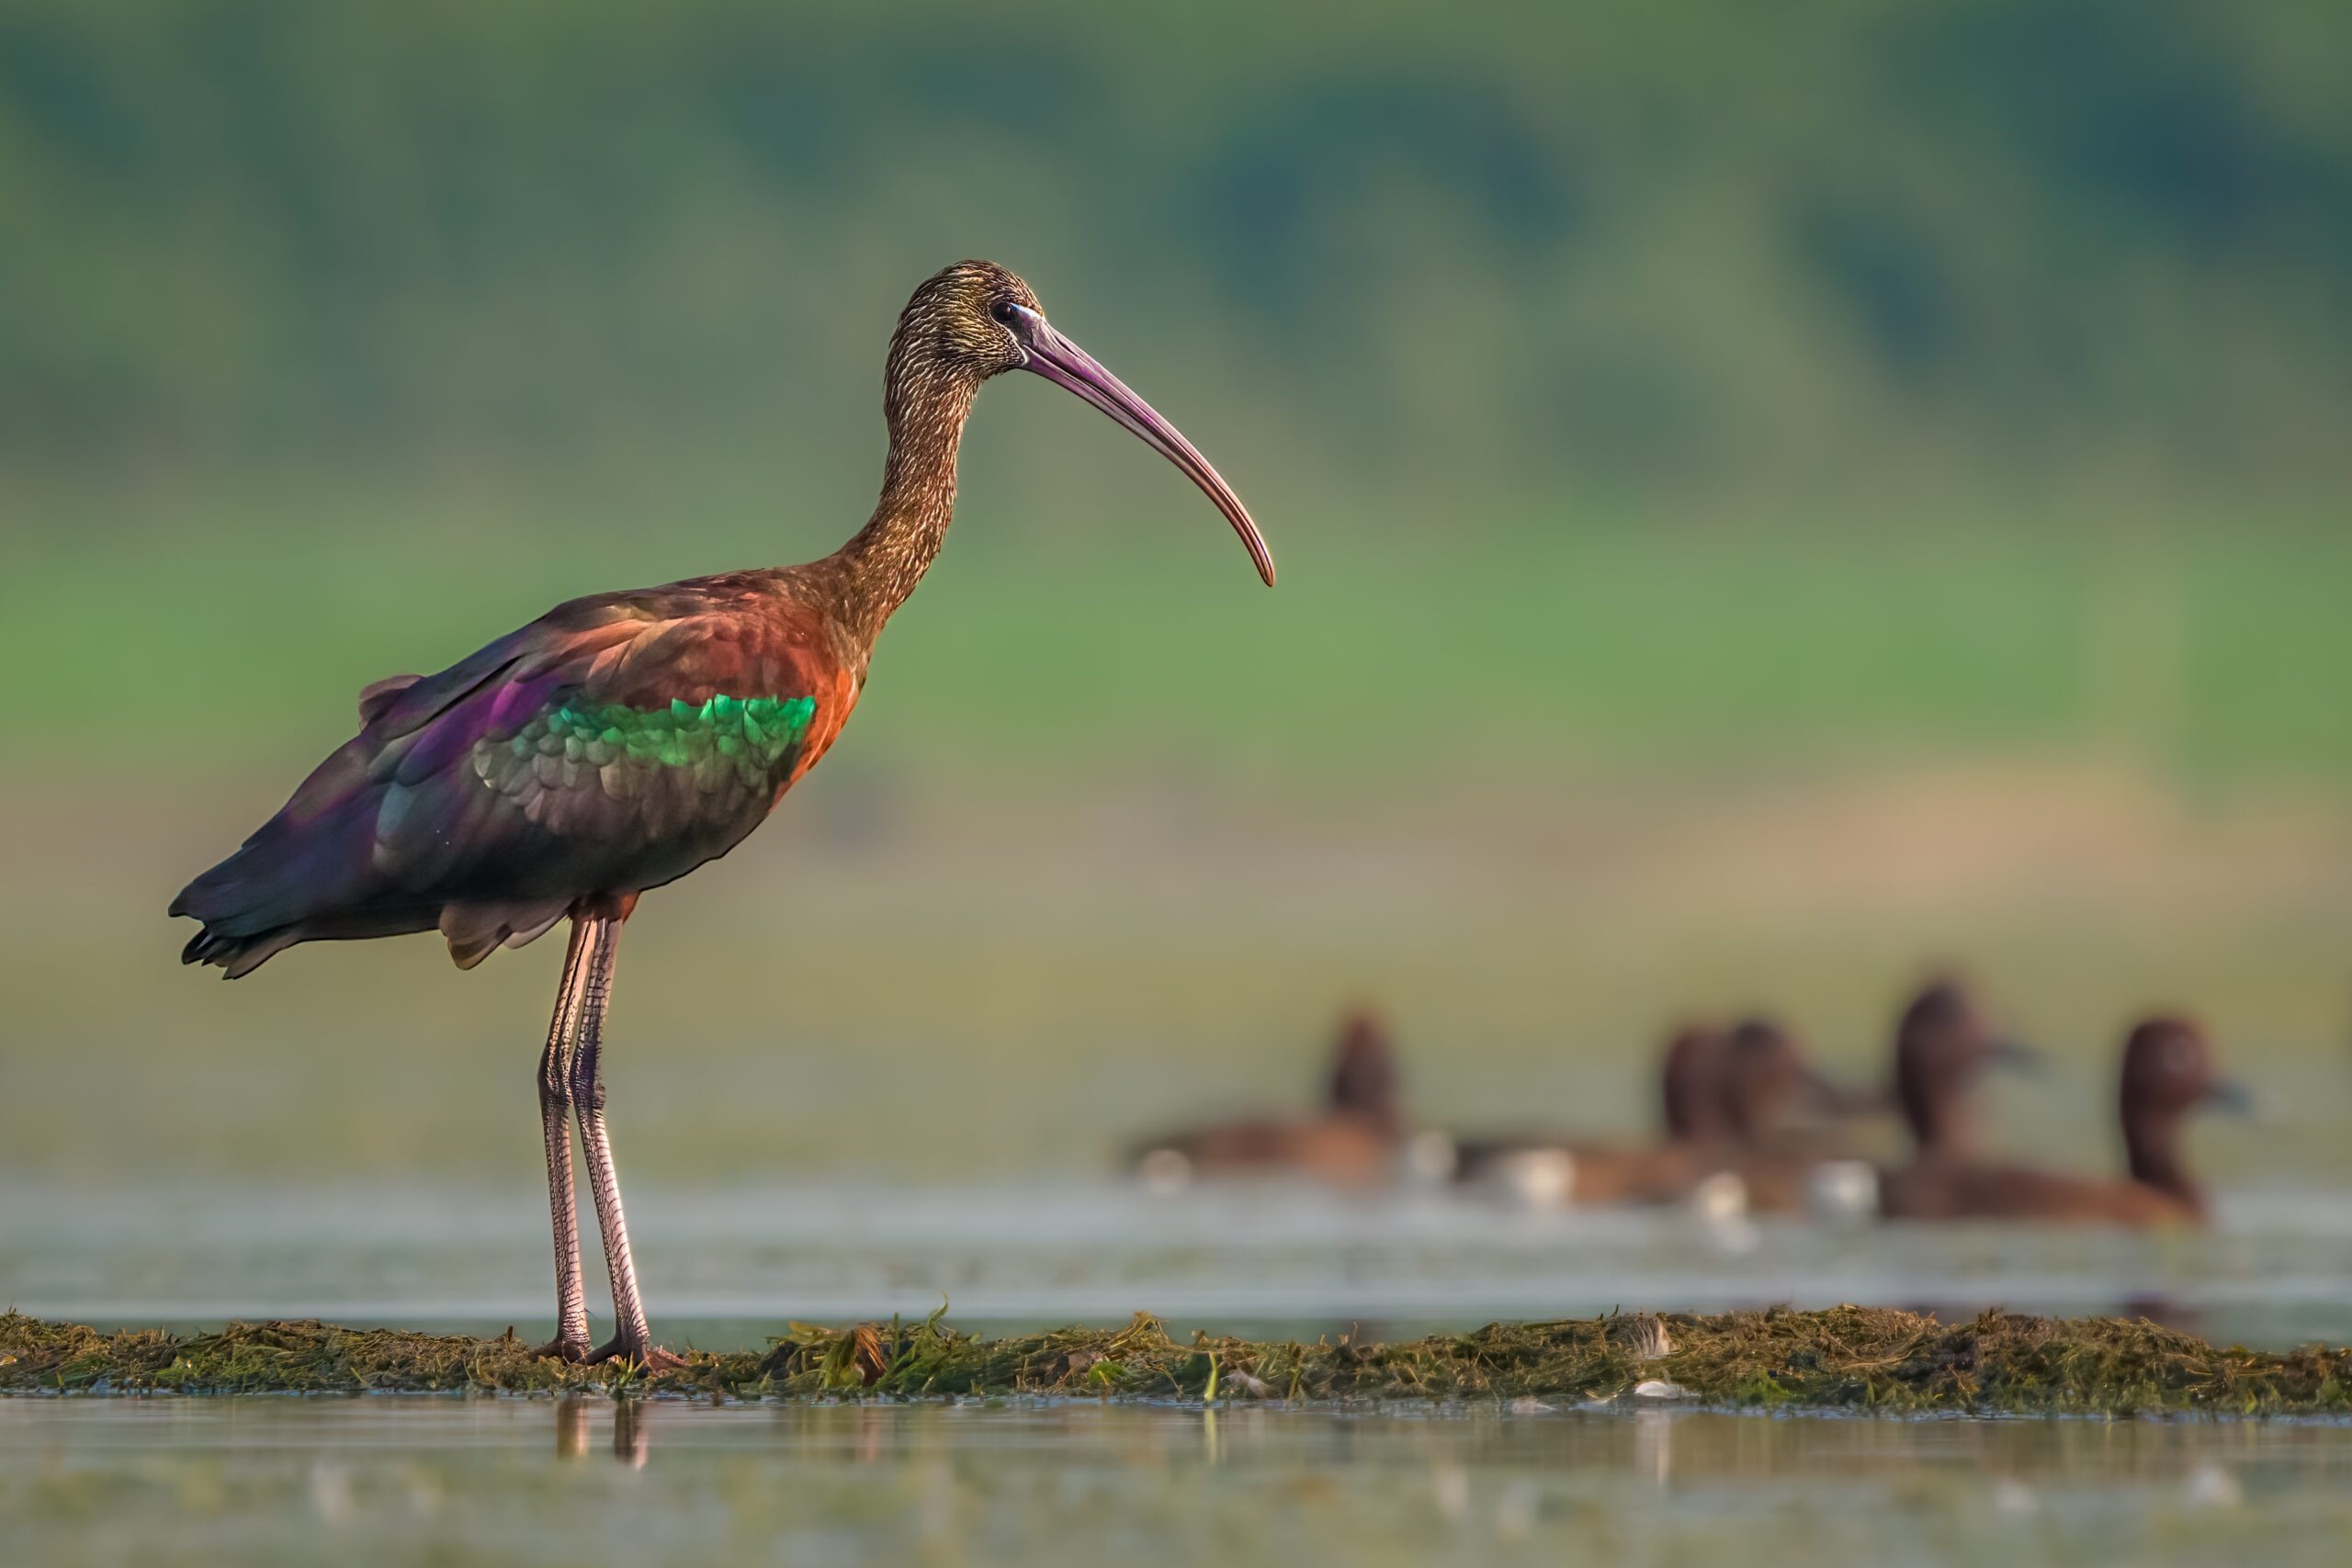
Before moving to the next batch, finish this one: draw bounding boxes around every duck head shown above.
[1892,980,2040,1156]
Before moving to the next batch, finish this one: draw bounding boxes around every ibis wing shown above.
[174,582,851,972]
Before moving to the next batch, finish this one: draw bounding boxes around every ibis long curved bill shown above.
[1014,312,1276,586]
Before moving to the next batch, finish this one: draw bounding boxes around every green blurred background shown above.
[3,0,2347,1190]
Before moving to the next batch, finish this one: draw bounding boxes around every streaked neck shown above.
[833,364,978,643]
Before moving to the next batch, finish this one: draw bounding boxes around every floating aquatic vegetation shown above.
[4,1306,2346,1416]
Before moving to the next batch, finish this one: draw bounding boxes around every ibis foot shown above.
[588,1336,686,1373]
[532,1335,593,1364]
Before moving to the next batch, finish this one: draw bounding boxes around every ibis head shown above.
[891,260,1275,586]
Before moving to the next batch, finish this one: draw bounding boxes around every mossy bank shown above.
[6,1307,2346,1417]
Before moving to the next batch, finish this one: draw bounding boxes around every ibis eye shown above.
[989,299,1022,326]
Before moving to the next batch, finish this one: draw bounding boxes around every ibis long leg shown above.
[531,919,597,1360]
[567,915,675,1367]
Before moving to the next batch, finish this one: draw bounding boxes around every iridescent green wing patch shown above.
[473,694,818,805]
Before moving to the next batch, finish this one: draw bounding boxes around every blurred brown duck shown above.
[1130,1010,1410,1190]
[1450,1019,1855,1210]
[1448,1024,1726,1206]
[1704,1018,1872,1213]
[1878,1016,2247,1225]
[1887,980,2040,1161]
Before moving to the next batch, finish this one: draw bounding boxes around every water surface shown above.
[7,1396,2350,1566]
[8,1179,2351,1349]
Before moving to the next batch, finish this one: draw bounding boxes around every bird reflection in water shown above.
[553,1395,650,1469]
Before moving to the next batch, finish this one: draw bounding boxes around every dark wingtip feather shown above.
[222,935,294,978]
[177,921,290,977]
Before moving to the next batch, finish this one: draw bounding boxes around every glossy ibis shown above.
[171,261,1274,1366]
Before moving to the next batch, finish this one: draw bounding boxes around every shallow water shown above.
[10,1170,2352,1562]
[7,1179,2352,1350]
[7,1396,2352,1566]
